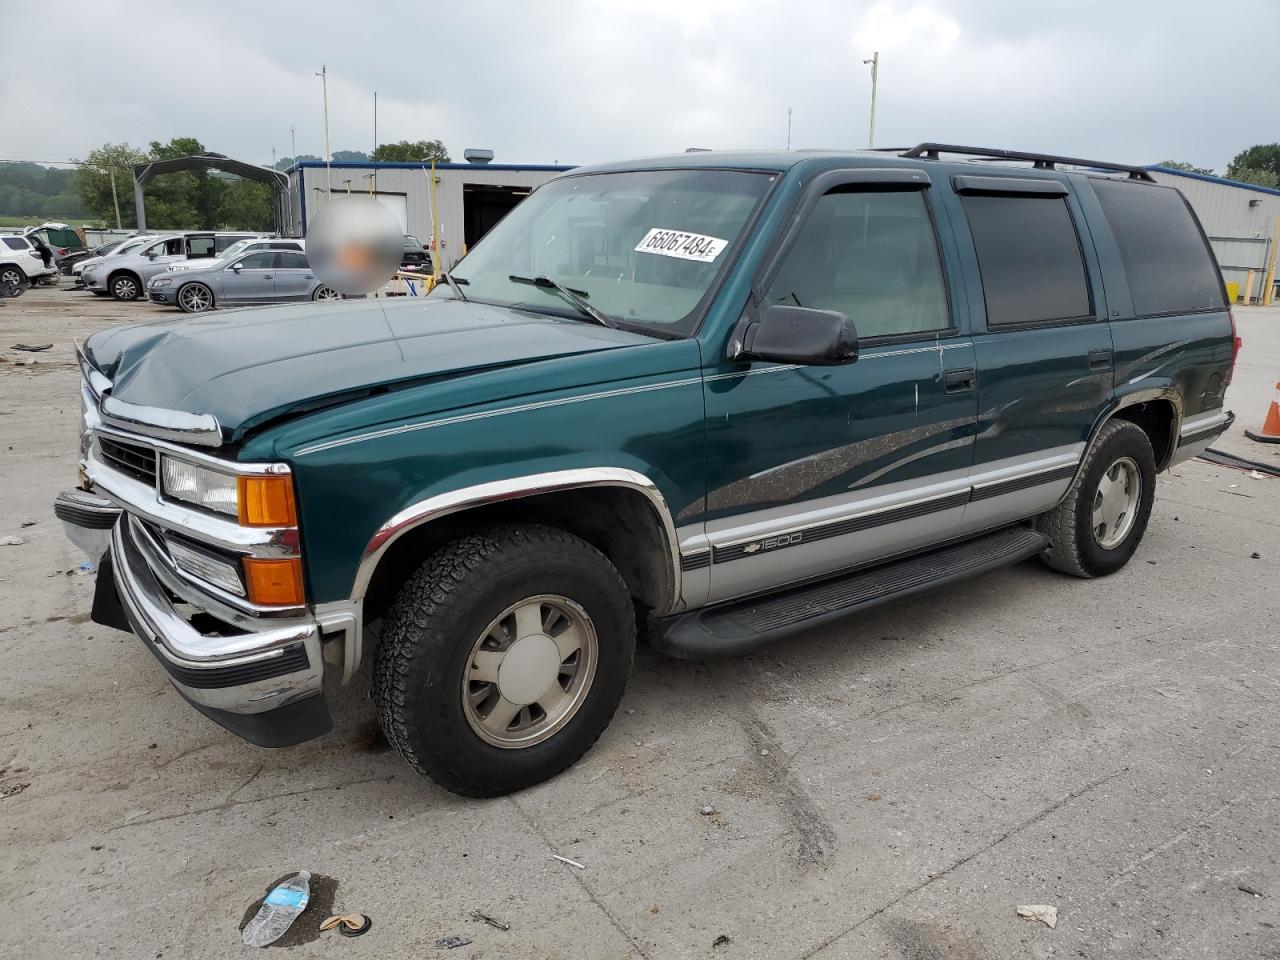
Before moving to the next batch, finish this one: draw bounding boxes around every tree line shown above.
[1160,144,1280,188]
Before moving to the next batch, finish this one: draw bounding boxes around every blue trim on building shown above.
[297,169,307,235]
[288,160,574,175]
[1146,165,1280,198]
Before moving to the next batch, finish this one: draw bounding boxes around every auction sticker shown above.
[634,228,728,263]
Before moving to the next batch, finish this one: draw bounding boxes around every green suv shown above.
[56,144,1237,796]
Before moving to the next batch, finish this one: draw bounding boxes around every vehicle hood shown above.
[83,298,664,444]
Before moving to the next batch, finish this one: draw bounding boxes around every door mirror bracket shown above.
[727,304,858,366]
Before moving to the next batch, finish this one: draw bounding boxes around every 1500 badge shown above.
[742,532,804,554]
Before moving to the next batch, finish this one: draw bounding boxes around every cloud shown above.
[1,0,1275,174]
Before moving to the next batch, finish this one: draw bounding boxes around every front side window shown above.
[961,194,1091,327]
[235,252,275,270]
[765,189,950,339]
[1091,179,1225,316]
[446,169,775,335]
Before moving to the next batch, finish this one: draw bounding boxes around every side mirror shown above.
[728,304,858,366]
[146,250,157,259]
[230,263,242,273]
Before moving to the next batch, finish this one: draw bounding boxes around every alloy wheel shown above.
[113,277,137,299]
[180,285,212,312]
[461,594,599,749]
[1092,456,1140,549]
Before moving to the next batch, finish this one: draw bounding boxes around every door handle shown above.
[1089,349,1112,370]
[262,274,273,280]
[943,367,976,393]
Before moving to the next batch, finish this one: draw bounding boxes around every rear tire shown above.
[109,272,140,301]
[0,265,26,290]
[312,285,342,301]
[1038,419,1156,577]
[373,523,635,797]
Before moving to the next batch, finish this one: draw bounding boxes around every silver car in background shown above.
[81,231,262,300]
[147,248,342,312]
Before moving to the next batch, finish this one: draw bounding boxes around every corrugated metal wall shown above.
[288,162,569,271]
[1149,169,1280,302]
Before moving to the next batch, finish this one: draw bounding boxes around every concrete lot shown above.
[1,281,1277,959]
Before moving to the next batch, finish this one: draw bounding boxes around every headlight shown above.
[151,278,172,288]
[165,536,246,596]
[161,456,238,517]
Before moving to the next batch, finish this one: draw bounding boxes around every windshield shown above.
[215,239,253,262]
[405,235,420,247]
[443,169,775,335]
[111,238,149,257]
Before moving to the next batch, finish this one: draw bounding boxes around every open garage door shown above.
[463,184,530,248]
[372,193,409,233]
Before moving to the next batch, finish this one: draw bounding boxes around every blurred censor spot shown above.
[307,196,402,296]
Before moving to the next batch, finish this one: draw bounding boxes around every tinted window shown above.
[765,189,950,338]
[961,195,1091,327]
[276,252,310,270]
[215,235,247,252]
[236,253,275,269]
[1092,179,1225,315]
[3,237,27,250]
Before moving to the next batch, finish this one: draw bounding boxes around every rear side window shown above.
[1091,179,1225,316]
[276,252,310,269]
[3,237,28,250]
[961,194,1091,327]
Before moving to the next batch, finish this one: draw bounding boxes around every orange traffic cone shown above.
[1245,380,1280,443]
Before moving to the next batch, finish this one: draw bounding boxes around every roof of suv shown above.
[571,143,1155,186]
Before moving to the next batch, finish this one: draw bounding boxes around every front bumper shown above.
[57,487,331,747]
[148,288,174,304]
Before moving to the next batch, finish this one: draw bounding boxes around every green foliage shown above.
[1226,144,1280,189]
[1158,160,1215,176]
[274,154,321,171]
[0,161,95,220]
[331,150,371,163]
[73,138,276,230]
[371,140,450,163]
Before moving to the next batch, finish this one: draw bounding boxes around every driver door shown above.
[698,171,979,605]
[220,251,277,303]
[140,237,186,282]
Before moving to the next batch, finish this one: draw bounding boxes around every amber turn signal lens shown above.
[238,475,297,527]
[243,557,305,606]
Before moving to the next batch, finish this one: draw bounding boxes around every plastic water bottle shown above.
[242,871,311,946]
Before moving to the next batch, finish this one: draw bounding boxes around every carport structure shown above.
[131,153,293,235]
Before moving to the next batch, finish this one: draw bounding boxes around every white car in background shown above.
[0,234,58,290]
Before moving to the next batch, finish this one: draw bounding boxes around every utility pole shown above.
[271,146,277,169]
[786,107,793,150]
[372,90,378,193]
[316,65,331,199]
[862,52,879,148]
[108,168,122,230]
[290,124,296,162]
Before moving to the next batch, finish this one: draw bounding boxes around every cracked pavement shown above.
[1,286,1278,958]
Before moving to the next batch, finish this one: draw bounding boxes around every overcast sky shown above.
[3,0,1275,174]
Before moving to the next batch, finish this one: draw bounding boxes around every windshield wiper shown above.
[440,271,468,301]
[508,274,615,328]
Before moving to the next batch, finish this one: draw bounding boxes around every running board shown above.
[651,526,1048,659]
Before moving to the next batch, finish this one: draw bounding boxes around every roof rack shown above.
[899,142,1155,182]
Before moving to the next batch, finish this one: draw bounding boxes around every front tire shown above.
[0,265,26,290]
[109,272,140,301]
[373,523,635,797]
[177,282,214,313]
[312,285,343,301]
[1038,419,1156,577]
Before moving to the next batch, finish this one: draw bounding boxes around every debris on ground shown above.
[19,520,36,527]
[865,793,882,801]
[320,914,372,937]
[76,560,95,575]
[700,804,716,816]
[10,343,52,352]
[435,935,473,949]
[1251,552,1262,559]
[1250,470,1267,480]
[1016,904,1058,929]
[713,933,732,947]
[470,910,510,931]
[242,871,312,947]
[1239,884,1265,898]
[1,536,27,546]
[1,782,30,798]
[552,854,586,870]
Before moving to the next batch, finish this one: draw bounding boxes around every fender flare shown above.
[350,467,683,614]
[1057,387,1182,505]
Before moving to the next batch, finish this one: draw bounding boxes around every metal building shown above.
[287,159,572,271]
[1147,166,1280,304]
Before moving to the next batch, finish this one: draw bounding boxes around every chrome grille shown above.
[98,436,157,485]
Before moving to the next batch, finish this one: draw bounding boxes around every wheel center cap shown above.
[497,634,560,706]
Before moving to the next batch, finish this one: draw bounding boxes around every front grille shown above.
[98,436,157,484]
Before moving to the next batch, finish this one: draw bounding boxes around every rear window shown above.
[1092,179,1225,316]
[961,194,1092,327]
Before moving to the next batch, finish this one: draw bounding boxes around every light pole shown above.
[862,52,879,148]
[316,64,331,199]
[290,124,296,163]
[372,90,377,193]
[786,107,793,150]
